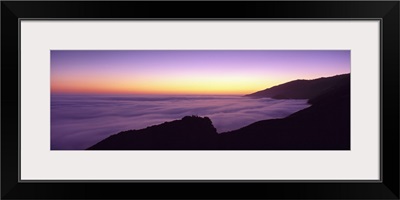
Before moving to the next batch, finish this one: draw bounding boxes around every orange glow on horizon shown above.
[51,81,278,95]
[51,73,287,95]
[51,50,350,96]
[51,73,344,95]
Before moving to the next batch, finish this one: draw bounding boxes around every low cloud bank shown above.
[51,95,310,150]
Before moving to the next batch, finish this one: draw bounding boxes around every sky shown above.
[51,50,350,95]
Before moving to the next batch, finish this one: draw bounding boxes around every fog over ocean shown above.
[51,94,310,150]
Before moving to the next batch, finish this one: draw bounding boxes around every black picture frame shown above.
[1,1,399,199]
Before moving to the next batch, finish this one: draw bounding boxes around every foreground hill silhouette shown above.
[88,116,219,150]
[88,73,350,150]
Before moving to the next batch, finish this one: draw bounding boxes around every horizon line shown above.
[50,92,248,96]
[50,73,350,96]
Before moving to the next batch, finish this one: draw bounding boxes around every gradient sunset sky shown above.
[51,50,350,95]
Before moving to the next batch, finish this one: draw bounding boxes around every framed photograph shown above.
[2,1,399,199]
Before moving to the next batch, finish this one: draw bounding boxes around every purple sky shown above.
[51,50,350,95]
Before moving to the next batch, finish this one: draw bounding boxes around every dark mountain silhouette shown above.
[219,76,350,150]
[88,116,219,150]
[246,73,350,99]
[88,73,350,150]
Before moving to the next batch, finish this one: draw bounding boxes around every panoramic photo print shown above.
[51,50,350,150]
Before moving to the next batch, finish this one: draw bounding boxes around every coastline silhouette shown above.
[88,73,350,150]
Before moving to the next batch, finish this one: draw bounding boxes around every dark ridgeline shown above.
[246,73,350,99]
[88,73,350,150]
[221,74,350,150]
[88,116,219,150]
